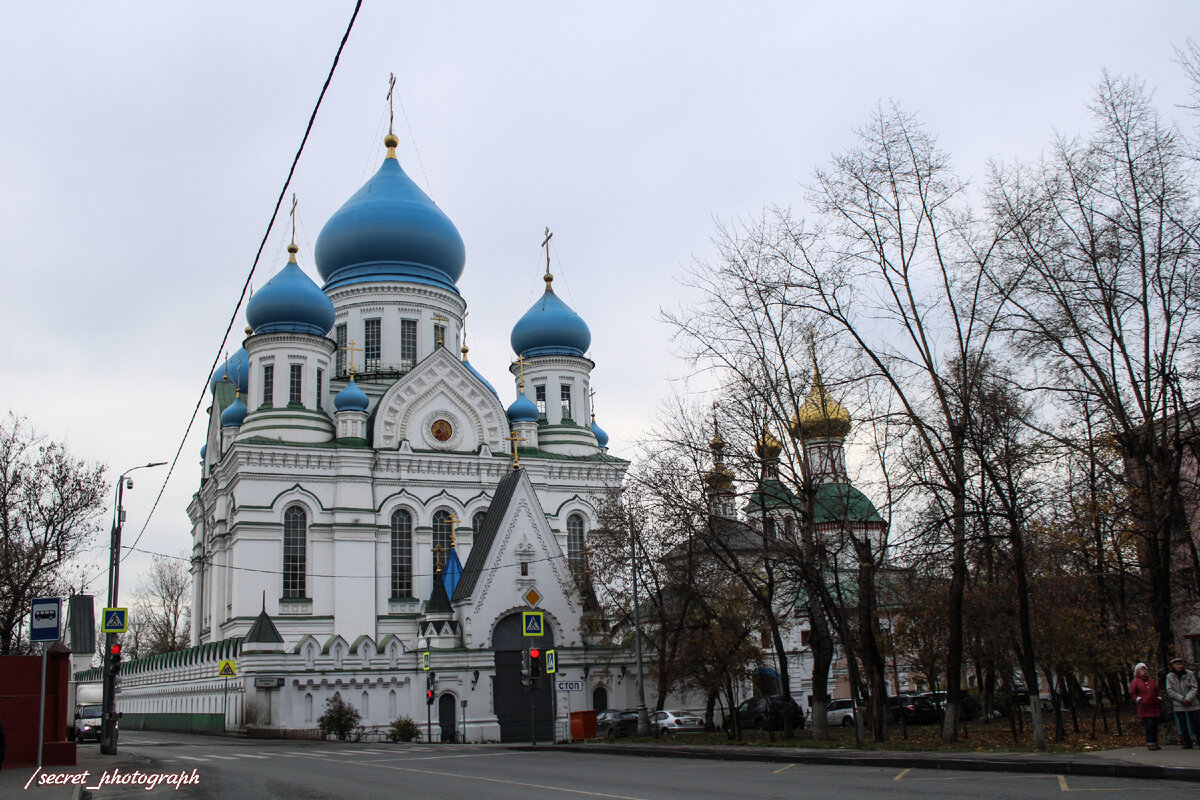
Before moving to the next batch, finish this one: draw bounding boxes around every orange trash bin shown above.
[569,709,598,739]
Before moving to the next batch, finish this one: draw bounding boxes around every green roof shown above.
[745,479,800,512]
[812,482,883,525]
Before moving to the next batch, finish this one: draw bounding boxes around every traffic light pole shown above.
[100,462,165,756]
[99,475,126,756]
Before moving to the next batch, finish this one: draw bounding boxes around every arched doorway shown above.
[493,612,555,742]
[592,686,608,712]
[438,693,457,742]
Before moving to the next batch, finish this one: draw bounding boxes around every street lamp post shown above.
[100,461,166,755]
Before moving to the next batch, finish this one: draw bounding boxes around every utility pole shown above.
[630,513,649,736]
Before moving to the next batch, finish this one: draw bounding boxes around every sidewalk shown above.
[0,746,153,799]
[546,741,1200,782]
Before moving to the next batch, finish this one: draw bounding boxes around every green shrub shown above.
[389,715,421,742]
[317,694,361,741]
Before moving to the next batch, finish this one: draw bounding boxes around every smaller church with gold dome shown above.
[104,126,634,742]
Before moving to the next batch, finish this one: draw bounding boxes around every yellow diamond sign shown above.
[523,588,542,607]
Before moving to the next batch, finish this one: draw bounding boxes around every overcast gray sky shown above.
[2,1,1197,593]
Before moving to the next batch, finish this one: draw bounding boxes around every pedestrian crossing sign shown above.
[218,659,236,677]
[101,607,128,633]
[545,649,556,674]
[522,611,544,637]
[422,651,431,671]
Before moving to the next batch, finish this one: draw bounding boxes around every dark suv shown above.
[889,694,939,725]
[728,695,804,731]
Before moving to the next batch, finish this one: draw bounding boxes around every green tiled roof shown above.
[812,482,883,525]
[744,479,800,512]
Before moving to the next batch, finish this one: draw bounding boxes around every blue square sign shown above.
[30,597,61,643]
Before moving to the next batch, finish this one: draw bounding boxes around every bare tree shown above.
[0,413,107,654]
[988,73,1200,671]
[129,553,191,656]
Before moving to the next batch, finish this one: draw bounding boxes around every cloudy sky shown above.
[2,1,1197,592]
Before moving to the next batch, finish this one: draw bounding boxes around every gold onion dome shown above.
[704,462,735,491]
[755,428,782,461]
[791,368,851,440]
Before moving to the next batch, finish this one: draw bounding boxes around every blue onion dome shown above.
[334,379,369,412]
[510,273,591,357]
[507,392,539,423]
[210,347,250,394]
[246,245,335,335]
[590,416,609,447]
[200,444,207,460]
[461,346,498,397]
[314,133,466,293]
[220,395,247,428]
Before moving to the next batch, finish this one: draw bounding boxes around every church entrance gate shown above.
[492,612,555,742]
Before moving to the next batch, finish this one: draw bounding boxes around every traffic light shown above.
[107,642,122,677]
[426,670,435,704]
[529,648,542,679]
[426,688,434,706]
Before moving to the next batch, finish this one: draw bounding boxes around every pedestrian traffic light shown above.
[426,688,434,705]
[529,648,542,679]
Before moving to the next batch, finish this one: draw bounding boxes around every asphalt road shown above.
[63,732,1199,799]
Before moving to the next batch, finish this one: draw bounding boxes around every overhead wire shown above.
[119,0,365,564]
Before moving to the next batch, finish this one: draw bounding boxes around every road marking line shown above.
[176,756,208,762]
[239,754,268,759]
[340,759,653,800]
[208,755,240,760]
[894,768,910,781]
[772,764,795,774]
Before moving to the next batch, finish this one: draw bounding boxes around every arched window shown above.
[567,514,585,571]
[433,509,453,563]
[391,509,413,598]
[473,509,487,535]
[283,506,307,599]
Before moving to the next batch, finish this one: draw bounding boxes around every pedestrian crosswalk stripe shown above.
[177,756,208,762]
[208,755,239,760]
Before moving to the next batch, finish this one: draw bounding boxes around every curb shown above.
[533,743,1200,783]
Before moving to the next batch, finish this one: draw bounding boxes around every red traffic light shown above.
[529,648,540,659]
[110,643,121,656]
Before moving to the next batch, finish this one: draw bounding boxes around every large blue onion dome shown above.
[334,379,369,412]
[210,347,249,394]
[220,395,247,428]
[510,273,591,357]
[246,245,335,335]
[460,346,498,397]
[507,392,539,423]
[314,134,465,293]
[590,416,609,447]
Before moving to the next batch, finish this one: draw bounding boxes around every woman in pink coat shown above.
[1131,662,1164,750]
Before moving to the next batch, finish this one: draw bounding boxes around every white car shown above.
[650,710,705,736]
[825,698,857,727]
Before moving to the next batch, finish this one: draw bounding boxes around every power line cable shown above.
[121,0,364,563]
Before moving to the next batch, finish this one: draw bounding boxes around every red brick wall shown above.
[0,653,76,767]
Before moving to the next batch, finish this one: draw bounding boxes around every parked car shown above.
[596,709,640,739]
[650,710,705,736]
[921,691,981,721]
[727,695,805,731]
[825,698,857,727]
[889,694,939,726]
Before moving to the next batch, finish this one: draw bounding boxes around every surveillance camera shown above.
[126,478,134,489]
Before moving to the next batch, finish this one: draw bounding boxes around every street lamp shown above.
[100,461,166,755]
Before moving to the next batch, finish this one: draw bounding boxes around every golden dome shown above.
[791,367,851,440]
[755,428,782,461]
[704,462,735,491]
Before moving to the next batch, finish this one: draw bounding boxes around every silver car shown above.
[825,698,857,727]
[650,710,705,736]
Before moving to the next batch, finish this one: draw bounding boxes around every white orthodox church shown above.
[100,129,633,742]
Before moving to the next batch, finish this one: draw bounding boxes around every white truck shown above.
[70,682,105,743]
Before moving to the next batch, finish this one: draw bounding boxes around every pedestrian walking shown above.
[1131,662,1164,750]
[1165,657,1200,749]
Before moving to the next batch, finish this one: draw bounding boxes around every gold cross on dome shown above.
[447,514,459,548]
[541,227,554,286]
[342,339,363,380]
[514,355,527,392]
[386,72,396,136]
[289,194,298,246]
[504,429,525,470]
